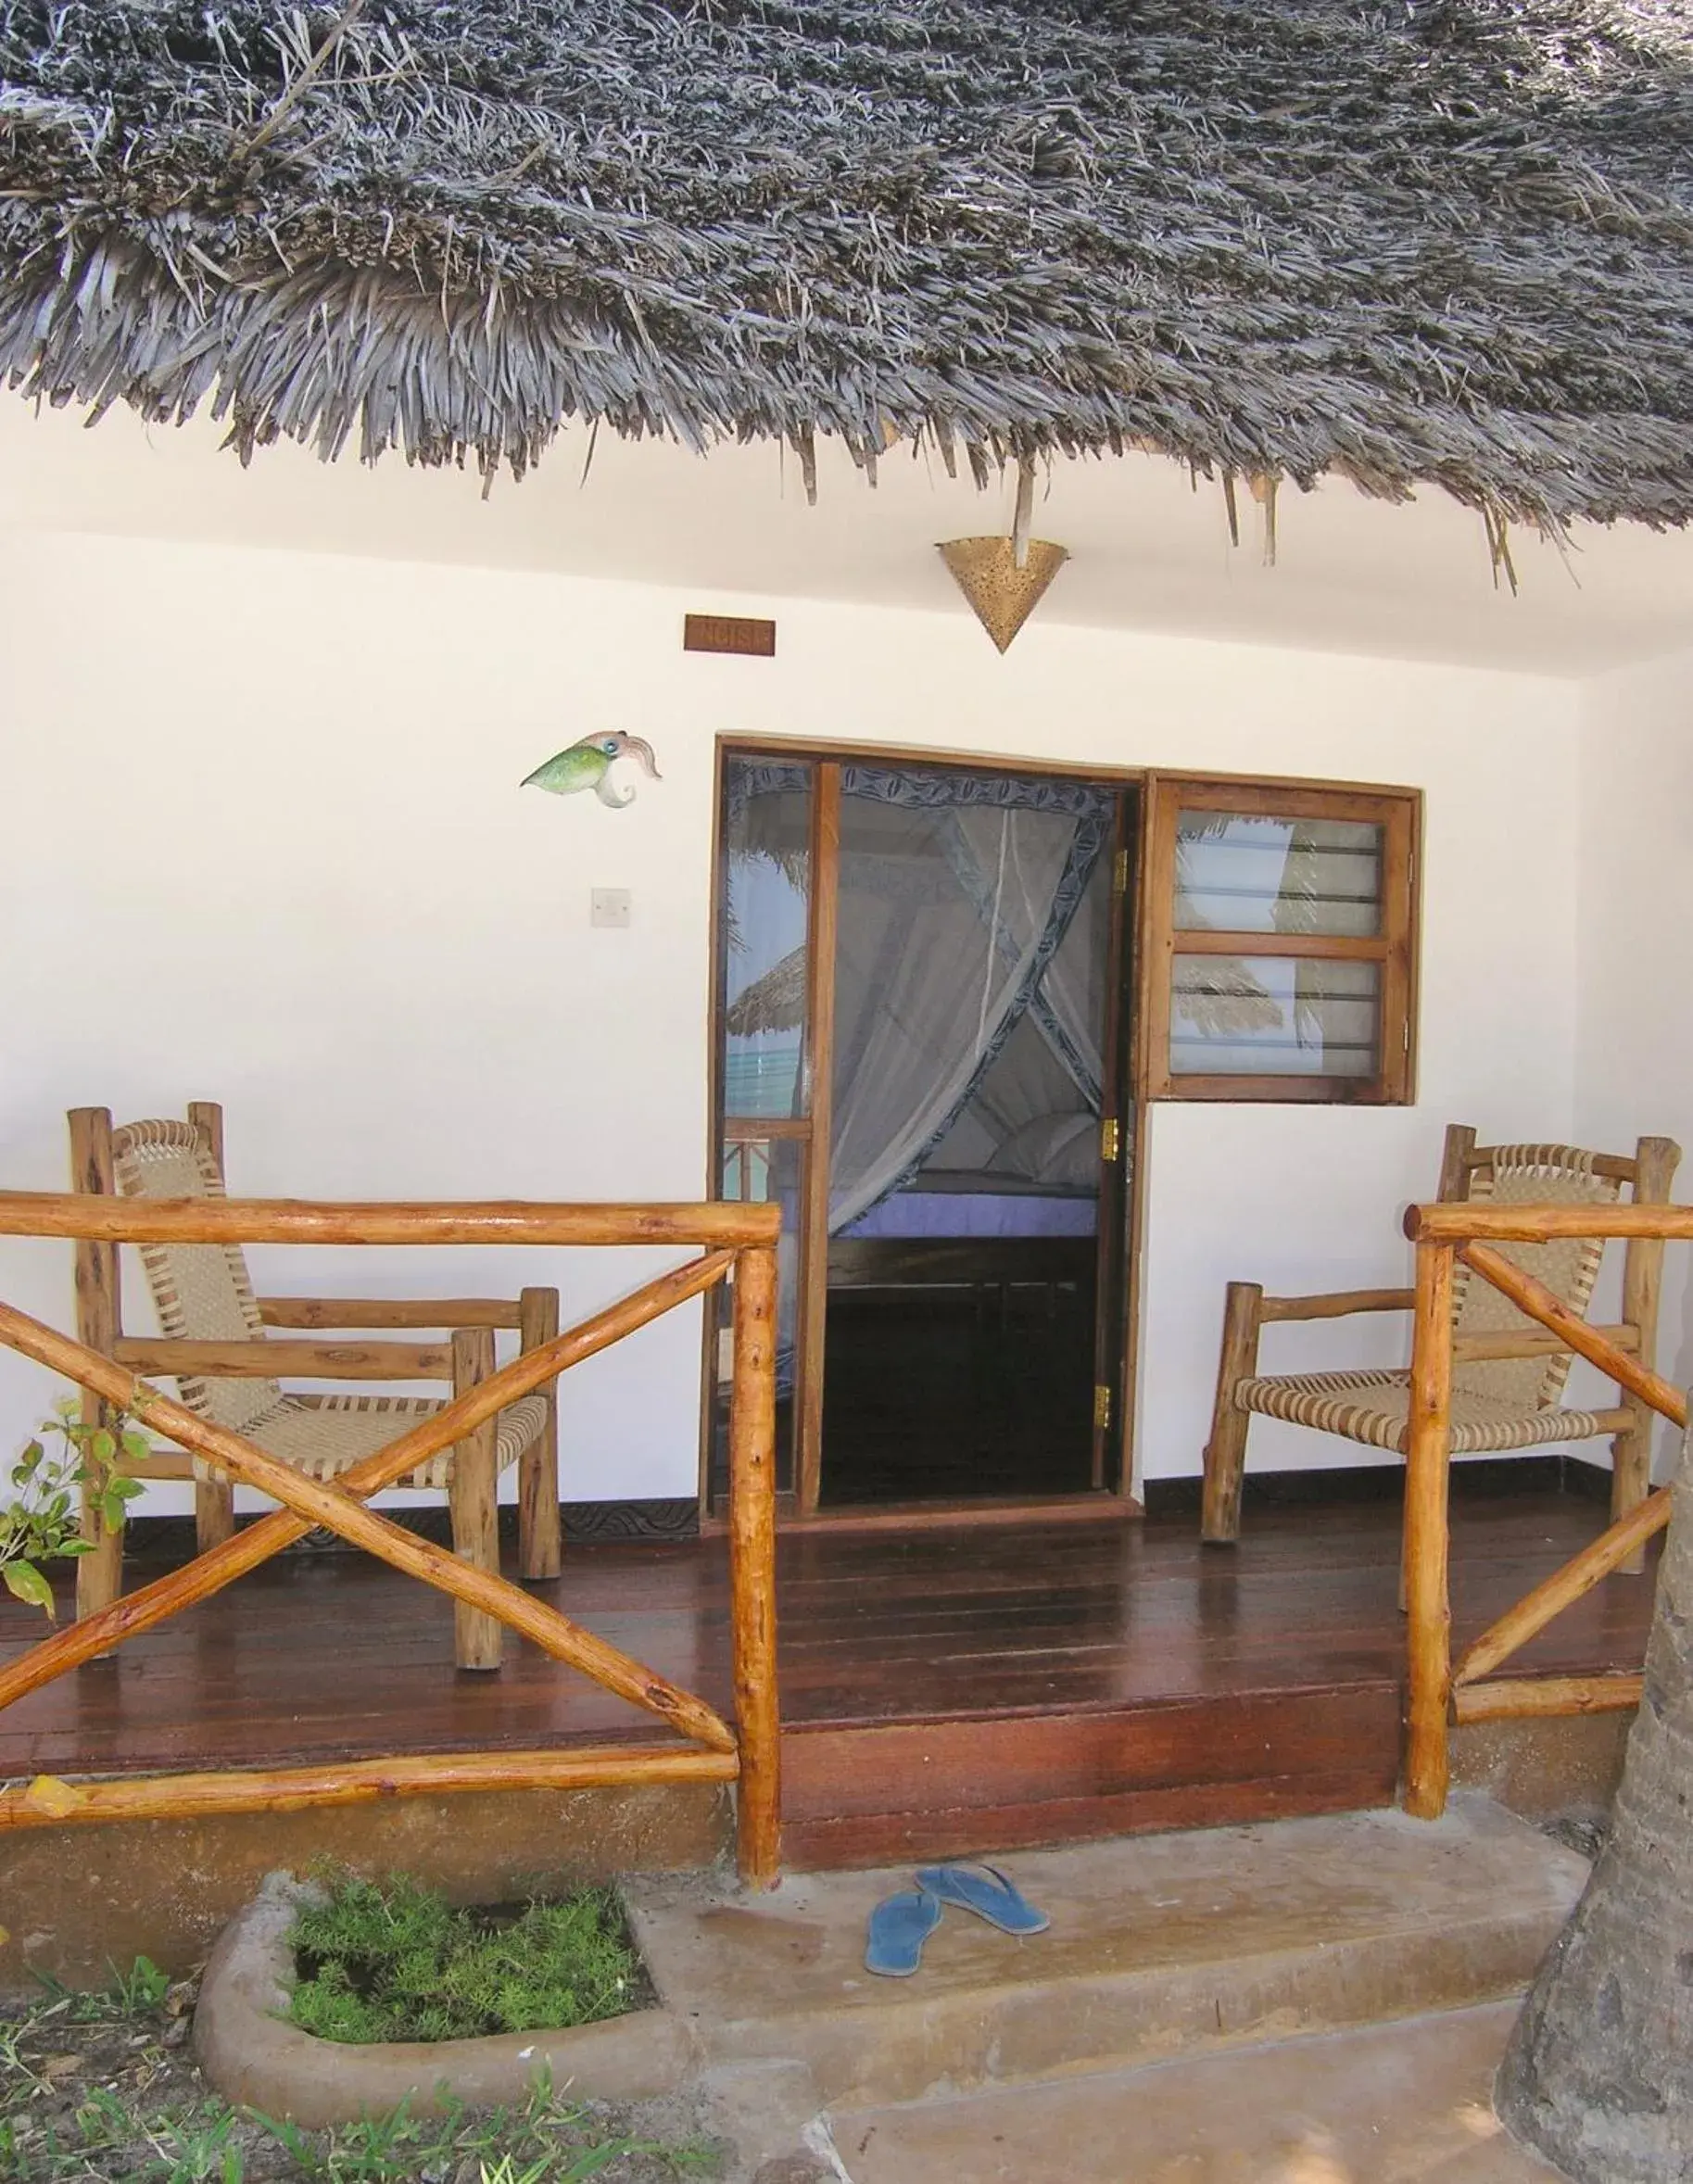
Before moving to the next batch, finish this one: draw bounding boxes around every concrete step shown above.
[625,1796,1586,2113]
[819,2000,1562,2182]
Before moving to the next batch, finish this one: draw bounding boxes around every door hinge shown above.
[1113,848,1131,896]
[1093,1383,1113,1432]
[1101,1115,1120,1163]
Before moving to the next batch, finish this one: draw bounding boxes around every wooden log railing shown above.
[0,1194,784,1886]
[1401,1199,1693,1820]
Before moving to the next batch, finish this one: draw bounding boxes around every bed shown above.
[828,1163,1099,1303]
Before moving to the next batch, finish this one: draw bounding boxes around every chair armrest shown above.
[112,1337,453,1381]
[1257,1288,1415,1325]
[255,1297,523,1331]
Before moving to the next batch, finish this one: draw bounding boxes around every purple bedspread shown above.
[840,1190,1096,1241]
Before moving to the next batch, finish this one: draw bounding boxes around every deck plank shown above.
[0,1491,1656,1848]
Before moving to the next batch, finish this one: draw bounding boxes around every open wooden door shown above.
[1090,789,1141,1493]
[707,746,1143,1518]
[794,764,840,1513]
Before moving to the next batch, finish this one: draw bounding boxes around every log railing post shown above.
[186,1102,238,1556]
[449,1327,503,1672]
[1403,1239,1456,1819]
[517,1285,563,1580]
[729,1243,781,1888]
[67,1107,123,1635]
[1611,1135,1680,1563]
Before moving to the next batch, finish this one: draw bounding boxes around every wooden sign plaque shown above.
[684,613,777,658]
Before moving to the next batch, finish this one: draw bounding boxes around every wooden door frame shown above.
[701,734,1150,1523]
[1090,796,1132,1492]
[701,743,1425,1523]
[794,764,840,1512]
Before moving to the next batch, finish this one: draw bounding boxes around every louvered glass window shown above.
[1145,784,1417,1104]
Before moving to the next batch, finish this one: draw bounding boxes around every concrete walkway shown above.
[625,1798,1588,2180]
[823,2001,1562,2183]
[628,1799,1586,2112]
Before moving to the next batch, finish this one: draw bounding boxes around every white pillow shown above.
[985,1112,1098,1188]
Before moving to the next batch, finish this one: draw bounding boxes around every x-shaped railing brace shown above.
[0,1254,738,1755]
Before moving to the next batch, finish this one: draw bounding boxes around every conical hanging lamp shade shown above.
[937,536,1069,652]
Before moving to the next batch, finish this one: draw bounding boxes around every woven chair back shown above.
[109,1119,284,1434]
[1450,1143,1623,1410]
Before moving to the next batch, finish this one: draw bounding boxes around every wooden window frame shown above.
[1140,776,1420,1105]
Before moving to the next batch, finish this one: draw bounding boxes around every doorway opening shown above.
[706,749,1139,1517]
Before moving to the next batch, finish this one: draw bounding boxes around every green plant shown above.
[27,1954,174,2026]
[107,1955,171,2014]
[246,2077,702,2180]
[71,2082,133,2147]
[481,2157,556,2184]
[135,2102,246,2182]
[2,1397,147,1617]
[3,1972,714,2181]
[288,1875,642,2046]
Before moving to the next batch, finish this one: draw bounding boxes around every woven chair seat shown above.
[1236,1369,1620,1457]
[186,1392,550,1494]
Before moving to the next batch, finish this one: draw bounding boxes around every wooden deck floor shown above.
[0,1483,1655,1863]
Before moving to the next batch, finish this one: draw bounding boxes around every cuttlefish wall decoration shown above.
[521,733,663,808]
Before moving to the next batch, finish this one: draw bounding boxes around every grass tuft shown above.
[2,1966,714,2181]
[289,1875,643,2045]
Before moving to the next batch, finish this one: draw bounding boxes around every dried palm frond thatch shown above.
[726,947,808,1037]
[4,2,1693,529]
[1173,961,1285,1042]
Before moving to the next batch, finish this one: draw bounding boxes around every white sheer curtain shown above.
[827,794,1087,1233]
[954,1009,1093,1172]
[924,840,1112,1178]
[1032,849,1108,1105]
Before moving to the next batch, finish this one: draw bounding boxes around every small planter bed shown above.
[3,1953,712,2181]
[289,1873,653,2045]
[194,1871,698,2135]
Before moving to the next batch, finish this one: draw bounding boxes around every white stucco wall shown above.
[0,526,1584,1507]
[1573,648,1693,1483]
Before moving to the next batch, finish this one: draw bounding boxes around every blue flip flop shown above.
[916,1862,1050,1936]
[865,1887,943,1976]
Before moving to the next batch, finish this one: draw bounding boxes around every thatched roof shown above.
[3,2,1693,528]
[726,948,807,1037]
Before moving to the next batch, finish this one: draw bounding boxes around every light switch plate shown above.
[590,888,632,929]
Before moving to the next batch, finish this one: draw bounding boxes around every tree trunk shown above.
[1494,1425,1693,2180]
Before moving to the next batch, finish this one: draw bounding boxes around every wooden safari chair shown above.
[69,1103,562,1669]
[1201,1125,1681,1544]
